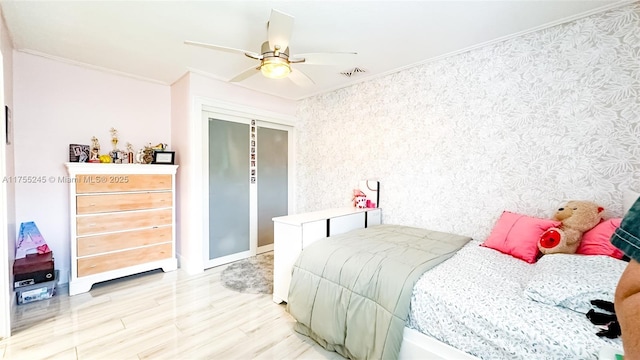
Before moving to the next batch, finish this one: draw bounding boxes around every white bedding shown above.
[407,241,623,360]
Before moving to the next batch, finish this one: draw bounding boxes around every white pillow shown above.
[523,254,627,313]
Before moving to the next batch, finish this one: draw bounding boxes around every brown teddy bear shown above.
[538,200,604,255]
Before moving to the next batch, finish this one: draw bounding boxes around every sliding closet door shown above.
[204,111,293,268]
[208,118,250,260]
[257,127,288,250]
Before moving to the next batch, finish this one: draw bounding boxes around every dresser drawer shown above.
[76,209,172,236]
[75,174,172,193]
[77,243,172,277]
[77,226,172,257]
[77,192,172,214]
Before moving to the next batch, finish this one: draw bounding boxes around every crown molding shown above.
[17,49,167,86]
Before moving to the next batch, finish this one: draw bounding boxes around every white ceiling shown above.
[0,1,631,101]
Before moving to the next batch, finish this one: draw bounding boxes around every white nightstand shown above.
[272,207,381,303]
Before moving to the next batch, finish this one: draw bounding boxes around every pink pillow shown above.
[482,211,561,263]
[577,218,624,259]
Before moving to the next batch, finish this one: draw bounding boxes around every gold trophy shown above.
[109,128,121,163]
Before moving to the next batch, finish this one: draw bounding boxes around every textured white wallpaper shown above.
[296,4,640,240]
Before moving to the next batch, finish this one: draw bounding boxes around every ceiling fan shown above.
[184,9,357,87]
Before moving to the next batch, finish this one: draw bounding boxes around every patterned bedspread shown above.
[407,241,623,360]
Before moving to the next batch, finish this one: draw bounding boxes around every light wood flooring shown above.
[0,260,343,360]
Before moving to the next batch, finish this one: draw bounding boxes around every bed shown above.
[286,224,626,360]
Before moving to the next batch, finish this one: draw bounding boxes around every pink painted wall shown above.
[13,52,171,283]
[169,73,191,271]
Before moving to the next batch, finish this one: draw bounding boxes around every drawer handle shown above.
[89,265,97,268]
[89,203,96,207]
[88,223,96,227]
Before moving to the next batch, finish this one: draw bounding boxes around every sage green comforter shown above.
[286,224,471,360]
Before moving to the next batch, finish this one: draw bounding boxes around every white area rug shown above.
[221,253,273,294]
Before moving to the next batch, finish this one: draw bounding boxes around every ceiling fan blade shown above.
[229,66,260,82]
[184,40,261,59]
[291,52,358,65]
[268,9,294,52]
[288,68,315,87]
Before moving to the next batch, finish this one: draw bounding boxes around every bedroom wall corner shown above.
[170,72,204,275]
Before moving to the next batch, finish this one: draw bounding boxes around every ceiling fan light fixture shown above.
[260,57,291,79]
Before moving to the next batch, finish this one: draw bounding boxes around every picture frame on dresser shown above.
[152,150,175,165]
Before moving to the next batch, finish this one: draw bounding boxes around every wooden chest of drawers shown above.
[65,163,178,295]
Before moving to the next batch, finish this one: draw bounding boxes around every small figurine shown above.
[119,150,128,164]
[152,143,167,151]
[143,143,154,164]
[89,136,100,163]
[110,150,121,163]
[126,143,134,163]
[135,149,144,164]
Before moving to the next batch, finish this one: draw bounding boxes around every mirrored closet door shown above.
[204,112,292,268]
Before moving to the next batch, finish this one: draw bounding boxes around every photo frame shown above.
[152,150,175,165]
[69,144,90,162]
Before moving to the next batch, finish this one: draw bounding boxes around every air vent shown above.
[340,67,366,77]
